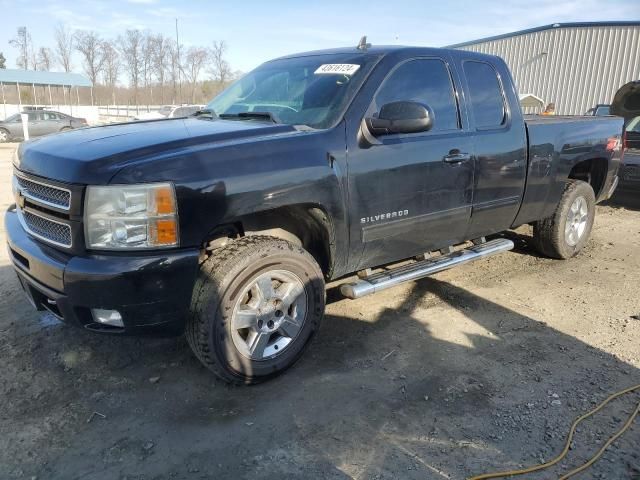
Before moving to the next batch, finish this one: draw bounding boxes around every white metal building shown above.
[449,22,640,115]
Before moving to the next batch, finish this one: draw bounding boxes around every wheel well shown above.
[202,205,335,277]
[568,158,608,198]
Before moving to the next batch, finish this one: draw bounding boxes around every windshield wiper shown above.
[219,111,280,124]
[193,108,217,119]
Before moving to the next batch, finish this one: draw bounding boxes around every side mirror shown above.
[365,101,433,136]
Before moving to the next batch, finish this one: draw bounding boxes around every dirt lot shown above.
[1,142,639,480]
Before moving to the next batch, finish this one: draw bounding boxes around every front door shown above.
[26,112,47,138]
[346,56,475,270]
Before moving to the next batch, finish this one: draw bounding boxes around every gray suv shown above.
[0,110,88,142]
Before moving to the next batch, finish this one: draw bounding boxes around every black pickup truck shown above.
[7,45,626,384]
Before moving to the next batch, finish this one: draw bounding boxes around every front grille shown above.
[623,165,640,181]
[20,210,72,248]
[16,175,71,210]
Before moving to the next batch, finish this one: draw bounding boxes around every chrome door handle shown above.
[443,152,471,163]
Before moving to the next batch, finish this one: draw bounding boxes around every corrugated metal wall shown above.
[455,25,640,115]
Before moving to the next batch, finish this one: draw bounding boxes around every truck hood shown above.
[14,117,301,184]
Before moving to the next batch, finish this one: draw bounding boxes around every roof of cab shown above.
[269,45,498,62]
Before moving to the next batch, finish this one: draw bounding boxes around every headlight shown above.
[85,183,179,250]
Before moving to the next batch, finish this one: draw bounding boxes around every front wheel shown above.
[186,235,325,384]
[0,128,9,143]
[533,180,596,259]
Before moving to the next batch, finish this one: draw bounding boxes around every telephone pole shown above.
[175,18,182,103]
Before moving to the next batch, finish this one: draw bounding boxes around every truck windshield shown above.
[206,53,379,129]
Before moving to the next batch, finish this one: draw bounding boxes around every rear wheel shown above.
[0,128,9,143]
[186,235,325,384]
[533,180,596,259]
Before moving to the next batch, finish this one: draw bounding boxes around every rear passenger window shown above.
[373,58,459,132]
[464,61,506,129]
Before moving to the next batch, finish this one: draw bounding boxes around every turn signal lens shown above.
[155,185,176,215]
[151,219,178,245]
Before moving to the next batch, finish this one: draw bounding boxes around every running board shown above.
[340,238,514,299]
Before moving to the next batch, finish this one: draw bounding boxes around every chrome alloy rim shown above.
[0,130,8,142]
[230,270,307,361]
[565,196,589,246]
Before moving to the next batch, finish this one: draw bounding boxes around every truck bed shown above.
[514,114,624,226]
[524,114,624,125]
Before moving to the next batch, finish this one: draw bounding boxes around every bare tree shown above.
[119,29,143,104]
[150,34,170,104]
[102,40,120,103]
[141,32,154,105]
[182,47,209,104]
[75,30,105,88]
[0,52,6,69]
[36,47,53,71]
[209,40,231,85]
[54,23,74,72]
[9,27,32,70]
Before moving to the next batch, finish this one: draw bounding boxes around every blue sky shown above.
[1,0,639,75]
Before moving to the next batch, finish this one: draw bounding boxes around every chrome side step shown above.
[340,238,514,299]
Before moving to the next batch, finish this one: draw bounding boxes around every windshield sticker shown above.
[314,64,361,75]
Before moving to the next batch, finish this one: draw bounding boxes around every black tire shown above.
[0,128,9,143]
[186,235,325,384]
[533,180,596,259]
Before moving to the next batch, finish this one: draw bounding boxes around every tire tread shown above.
[533,180,595,259]
[186,235,323,384]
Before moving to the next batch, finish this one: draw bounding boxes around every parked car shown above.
[584,104,611,116]
[619,116,640,190]
[7,44,627,384]
[0,110,87,142]
[619,149,640,190]
[134,105,204,121]
[625,115,640,149]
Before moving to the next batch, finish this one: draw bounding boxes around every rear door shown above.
[346,55,475,269]
[459,59,527,238]
[42,112,64,134]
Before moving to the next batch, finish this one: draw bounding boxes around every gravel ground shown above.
[1,142,639,479]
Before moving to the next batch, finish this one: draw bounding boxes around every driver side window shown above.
[373,58,460,132]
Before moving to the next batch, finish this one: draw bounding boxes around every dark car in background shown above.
[0,110,87,142]
[625,116,640,149]
[620,150,640,189]
[620,116,640,190]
